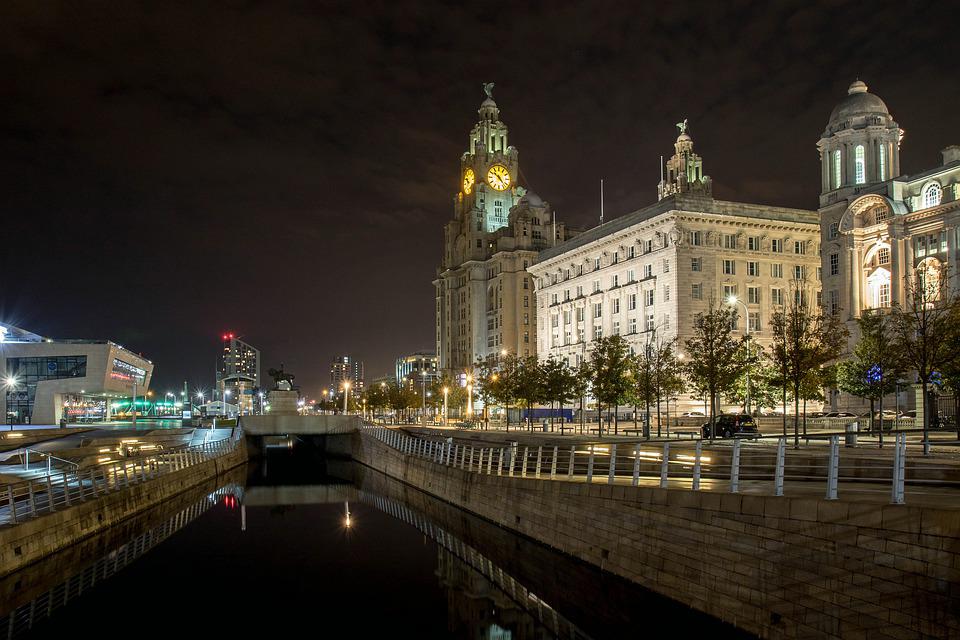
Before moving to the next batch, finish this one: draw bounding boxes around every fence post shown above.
[535,446,543,478]
[520,447,529,477]
[659,443,670,489]
[509,442,518,476]
[891,432,906,504]
[826,435,840,500]
[62,473,71,506]
[692,440,702,491]
[468,446,475,470]
[567,445,575,479]
[46,476,55,511]
[775,437,785,496]
[632,444,641,487]
[24,449,29,470]
[487,448,494,475]
[586,447,595,483]
[550,446,558,479]
[445,438,453,465]
[608,443,617,485]
[7,485,17,524]
[28,481,37,518]
[497,448,505,475]
[730,438,741,494]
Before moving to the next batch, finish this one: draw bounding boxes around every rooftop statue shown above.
[676,118,688,135]
[483,82,495,99]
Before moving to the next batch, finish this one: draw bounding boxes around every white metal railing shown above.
[362,426,922,504]
[20,448,80,475]
[0,429,243,526]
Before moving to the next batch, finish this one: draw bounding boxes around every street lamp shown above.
[4,375,20,430]
[727,295,752,415]
[465,374,473,418]
[343,381,351,414]
[442,386,449,426]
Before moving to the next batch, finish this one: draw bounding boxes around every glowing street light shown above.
[442,386,449,426]
[465,374,473,418]
[343,380,351,414]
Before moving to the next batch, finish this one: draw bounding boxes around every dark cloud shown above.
[2,0,959,394]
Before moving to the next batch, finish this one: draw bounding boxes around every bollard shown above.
[535,446,543,478]
[497,448,505,475]
[468,446,474,470]
[608,443,617,485]
[521,446,529,477]
[586,447,595,483]
[567,445,575,479]
[826,435,839,500]
[632,444,641,486]
[730,439,741,494]
[891,432,906,504]
[509,442,519,476]
[692,441,702,490]
[550,446,558,479]
[487,448,494,475]
[660,443,670,488]
[775,437,786,496]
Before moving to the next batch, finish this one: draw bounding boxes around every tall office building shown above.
[434,85,578,374]
[396,352,439,386]
[217,332,260,415]
[330,355,364,392]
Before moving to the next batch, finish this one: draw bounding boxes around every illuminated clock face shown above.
[462,168,475,195]
[487,164,511,191]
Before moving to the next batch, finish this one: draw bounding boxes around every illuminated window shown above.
[923,183,942,209]
[879,145,886,181]
[691,257,702,272]
[833,149,842,188]
[867,268,891,308]
[855,145,865,184]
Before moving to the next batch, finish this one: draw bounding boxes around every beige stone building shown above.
[434,86,577,375]
[529,126,822,410]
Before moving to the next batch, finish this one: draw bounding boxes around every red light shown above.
[222,334,228,340]
[229,333,234,339]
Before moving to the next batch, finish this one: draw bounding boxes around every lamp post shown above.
[466,374,473,419]
[343,381,351,414]
[727,295,752,415]
[4,375,19,430]
[442,386,449,426]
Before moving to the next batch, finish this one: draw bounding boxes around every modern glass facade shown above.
[4,355,87,421]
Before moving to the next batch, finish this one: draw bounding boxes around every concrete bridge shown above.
[239,414,360,436]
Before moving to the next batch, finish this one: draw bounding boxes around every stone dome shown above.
[828,80,890,125]
[676,132,692,143]
[518,190,544,207]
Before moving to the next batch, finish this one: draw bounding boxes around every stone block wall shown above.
[353,433,960,639]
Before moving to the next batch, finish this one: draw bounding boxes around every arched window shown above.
[877,247,890,265]
[833,149,842,189]
[855,145,865,184]
[879,145,886,181]
[923,183,942,209]
[867,268,891,309]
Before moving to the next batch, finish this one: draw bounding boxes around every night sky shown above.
[3,1,960,396]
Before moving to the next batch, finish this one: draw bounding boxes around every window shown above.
[564,289,571,301]
[877,247,890,265]
[644,290,655,306]
[772,263,783,278]
[594,325,603,340]
[563,310,571,324]
[723,259,735,275]
[691,257,702,272]
[524,313,530,325]
[551,314,559,328]
[690,231,702,246]
[627,269,635,282]
[772,288,783,306]
[576,285,583,297]
[594,303,603,318]
[629,317,637,333]
[829,222,839,239]
[611,274,619,288]
[923,183,943,209]
[830,253,839,276]
[723,284,737,300]
[747,261,759,276]
[747,287,760,304]
[644,264,652,278]
[663,313,671,330]
[879,145,886,181]
[594,257,601,270]
[829,290,839,316]
[613,321,620,335]
[645,313,655,331]
[551,293,558,305]
[794,241,806,255]
[628,245,636,258]
[833,149,841,189]
[723,234,736,249]
[593,280,601,293]
[628,293,637,310]
[854,145,865,184]
[663,259,670,273]
[612,252,619,264]
[692,283,703,299]
[523,278,529,290]
[576,307,585,322]
[644,239,653,253]
[663,285,670,302]
[613,298,621,313]
[748,236,760,251]
[794,265,805,280]
[476,239,482,248]
[748,312,761,333]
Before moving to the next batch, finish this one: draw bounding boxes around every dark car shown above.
[701,414,759,439]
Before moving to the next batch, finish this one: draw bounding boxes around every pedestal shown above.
[268,390,299,416]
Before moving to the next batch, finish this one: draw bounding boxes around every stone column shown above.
[891,236,903,306]
[849,247,861,315]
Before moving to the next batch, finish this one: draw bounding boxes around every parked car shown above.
[681,411,705,417]
[701,414,760,439]
[900,410,917,419]
[822,411,857,418]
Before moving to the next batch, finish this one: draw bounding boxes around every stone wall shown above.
[353,433,960,639]
[0,442,247,577]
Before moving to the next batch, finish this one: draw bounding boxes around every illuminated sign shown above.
[110,358,146,385]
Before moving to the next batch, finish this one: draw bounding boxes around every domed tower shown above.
[658,119,711,201]
[817,80,902,204]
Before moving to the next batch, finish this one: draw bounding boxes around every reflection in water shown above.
[0,449,745,639]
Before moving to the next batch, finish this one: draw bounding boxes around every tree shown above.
[386,381,420,422]
[628,348,654,437]
[589,336,633,435]
[726,351,781,414]
[769,282,848,447]
[474,355,499,429]
[571,360,592,434]
[684,297,746,440]
[835,309,903,444]
[541,357,575,430]
[487,354,519,429]
[513,355,544,430]
[647,333,684,437]
[891,264,960,454]
[432,375,466,422]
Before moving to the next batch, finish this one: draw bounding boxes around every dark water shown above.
[1,445,751,639]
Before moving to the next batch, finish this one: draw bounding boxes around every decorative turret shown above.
[658,119,712,201]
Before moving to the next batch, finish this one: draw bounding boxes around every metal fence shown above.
[365,427,918,505]
[0,429,243,527]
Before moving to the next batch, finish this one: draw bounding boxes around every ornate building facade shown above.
[434,86,578,374]
[818,81,960,348]
[529,126,822,410]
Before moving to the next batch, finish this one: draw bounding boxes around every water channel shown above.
[0,443,751,638]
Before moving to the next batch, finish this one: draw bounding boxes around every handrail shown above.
[22,448,80,471]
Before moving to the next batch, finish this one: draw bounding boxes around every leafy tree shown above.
[513,355,544,430]
[648,334,684,437]
[891,264,960,454]
[726,351,781,413]
[541,357,575,430]
[683,297,746,440]
[836,309,903,444]
[487,354,519,429]
[474,355,500,429]
[571,360,592,434]
[627,348,654,437]
[431,375,466,422]
[589,335,633,435]
[769,282,848,447]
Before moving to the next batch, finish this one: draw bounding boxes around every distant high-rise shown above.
[330,355,364,392]
[217,333,260,415]
[395,352,439,386]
